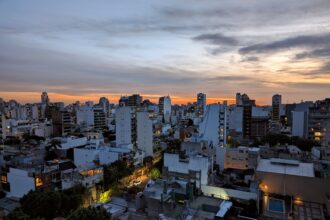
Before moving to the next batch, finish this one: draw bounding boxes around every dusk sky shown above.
[0,0,330,105]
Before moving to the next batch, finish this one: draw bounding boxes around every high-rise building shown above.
[199,104,228,148]
[128,94,142,107]
[136,112,153,157]
[159,96,171,123]
[239,94,256,139]
[308,98,330,145]
[48,107,73,137]
[99,97,110,117]
[76,102,94,130]
[236,93,243,106]
[119,96,129,107]
[196,93,206,117]
[94,107,106,131]
[116,106,133,146]
[41,91,49,105]
[272,94,282,121]
[250,106,270,139]
[0,113,5,140]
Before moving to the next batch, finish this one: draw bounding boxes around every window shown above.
[1,175,7,183]
[35,177,43,187]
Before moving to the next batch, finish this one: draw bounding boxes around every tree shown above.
[67,207,110,220]
[6,208,29,220]
[103,160,133,190]
[150,168,161,180]
[20,191,61,220]
[19,187,84,219]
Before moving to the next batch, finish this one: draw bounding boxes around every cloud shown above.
[241,56,259,62]
[295,47,330,59]
[239,33,330,54]
[192,33,238,46]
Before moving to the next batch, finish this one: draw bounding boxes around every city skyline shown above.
[1,0,330,104]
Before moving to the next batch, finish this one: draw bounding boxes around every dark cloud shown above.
[319,61,330,73]
[241,56,259,62]
[192,33,238,46]
[239,33,330,54]
[206,75,254,82]
[295,47,330,59]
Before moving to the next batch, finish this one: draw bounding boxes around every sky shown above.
[0,0,330,105]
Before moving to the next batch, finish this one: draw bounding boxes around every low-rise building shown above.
[163,153,210,190]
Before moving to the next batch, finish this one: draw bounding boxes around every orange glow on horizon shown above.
[0,91,268,105]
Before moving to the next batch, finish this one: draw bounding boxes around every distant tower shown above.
[159,96,171,123]
[272,94,282,121]
[41,91,49,104]
[197,93,206,117]
[236,93,243,106]
[99,97,110,117]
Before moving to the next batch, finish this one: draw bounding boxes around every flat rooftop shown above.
[257,158,315,177]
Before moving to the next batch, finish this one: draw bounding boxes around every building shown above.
[199,104,228,148]
[116,107,133,146]
[241,94,256,139]
[251,106,270,139]
[41,91,49,105]
[308,98,330,145]
[94,107,106,131]
[0,113,5,140]
[118,96,129,107]
[196,93,206,117]
[159,96,171,123]
[136,112,153,157]
[73,146,121,167]
[128,94,142,107]
[163,153,210,190]
[46,106,73,137]
[220,146,260,170]
[292,111,307,137]
[76,102,94,131]
[99,97,110,117]
[228,105,243,136]
[256,158,330,204]
[6,165,60,198]
[236,93,243,106]
[272,94,282,121]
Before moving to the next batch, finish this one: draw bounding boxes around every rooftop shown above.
[257,158,315,177]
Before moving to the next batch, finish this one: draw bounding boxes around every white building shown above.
[31,104,39,121]
[33,121,53,138]
[74,145,121,167]
[59,136,88,150]
[199,104,228,148]
[115,107,132,146]
[163,153,210,188]
[76,102,94,130]
[7,168,35,198]
[137,112,153,157]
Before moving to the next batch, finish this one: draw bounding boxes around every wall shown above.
[201,185,258,201]
[256,171,330,203]
[7,168,35,198]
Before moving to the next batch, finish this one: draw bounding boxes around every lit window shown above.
[1,175,7,183]
[87,170,94,176]
[35,177,43,187]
